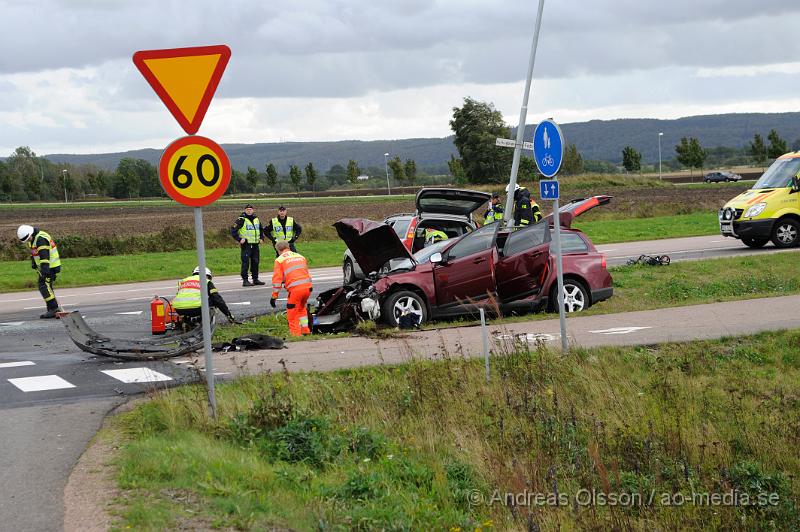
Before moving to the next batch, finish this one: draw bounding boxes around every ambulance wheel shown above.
[741,237,768,249]
[771,218,800,248]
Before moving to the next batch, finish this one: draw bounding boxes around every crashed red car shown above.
[312,196,613,330]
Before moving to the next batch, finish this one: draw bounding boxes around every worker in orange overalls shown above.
[270,240,313,336]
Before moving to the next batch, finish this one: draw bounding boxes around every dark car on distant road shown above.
[704,171,741,183]
[314,196,614,330]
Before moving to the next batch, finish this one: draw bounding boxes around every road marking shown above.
[116,311,143,315]
[493,332,559,343]
[589,326,652,335]
[0,322,25,327]
[0,361,35,369]
[102,368,173,383]
[9,375,76,392]
[597,248,617,253]
[229,301,251,306]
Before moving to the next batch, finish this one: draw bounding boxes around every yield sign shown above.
[133,45,231,134]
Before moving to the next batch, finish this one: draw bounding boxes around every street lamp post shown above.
[658,132,663,180]
[61,169,68,203]
[384,152,391,195]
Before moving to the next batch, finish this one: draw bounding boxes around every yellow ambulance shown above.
[719,152,800,248]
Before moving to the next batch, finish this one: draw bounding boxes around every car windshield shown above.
[753,157,800,189]
[388,240,451,272]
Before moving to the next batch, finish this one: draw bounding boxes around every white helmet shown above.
[193,266,212,278]
[505,183,521,193]
[17,224,34,242]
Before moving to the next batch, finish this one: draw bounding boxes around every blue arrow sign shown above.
[533,119,564,178]
[539,179,559,200]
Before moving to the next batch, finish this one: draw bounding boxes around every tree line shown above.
[0,148,422,201]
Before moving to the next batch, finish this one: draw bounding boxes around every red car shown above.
[313,196,613,330]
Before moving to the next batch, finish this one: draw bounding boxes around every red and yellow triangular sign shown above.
[133,45,231,135]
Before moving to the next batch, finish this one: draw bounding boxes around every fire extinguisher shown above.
[150,296,173,335]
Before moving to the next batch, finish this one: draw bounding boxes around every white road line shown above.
[589,326,652,335]
[102,368,173,383]
[0,322,25,327]
[229,302,251,306]
[8,375,76,392]
[0,361,35,369]
[116,311,143,315]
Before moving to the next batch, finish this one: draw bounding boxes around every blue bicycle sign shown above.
[533,119,564,178]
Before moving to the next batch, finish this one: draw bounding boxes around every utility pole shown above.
[61,169,68,203]
[384,152,391,195]
[658,132,663,179]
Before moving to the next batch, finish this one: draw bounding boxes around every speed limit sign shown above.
[159,135,231,207]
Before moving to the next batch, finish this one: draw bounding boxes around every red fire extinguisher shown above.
[150,296,175,335]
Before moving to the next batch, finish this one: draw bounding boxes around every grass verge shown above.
[0,212,722,292]
[110,331,800,529]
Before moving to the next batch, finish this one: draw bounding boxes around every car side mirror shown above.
[792,176,800,192]
[430,252,443,264]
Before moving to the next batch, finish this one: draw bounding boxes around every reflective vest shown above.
[172,275,203,310]
[271,216,295,241]
[484,205,504,224]
[29,230,61,270]
[272,250,312,298]
[237,216,261,243]
[425,229,448,245]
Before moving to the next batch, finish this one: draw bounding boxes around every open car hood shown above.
[415,188,491,217]
[335,218,415,275]
[544,195,612,229]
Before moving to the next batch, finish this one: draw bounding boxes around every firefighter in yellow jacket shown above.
[17,225,62,319]
[172,267,236,324]
[270,240,313,336]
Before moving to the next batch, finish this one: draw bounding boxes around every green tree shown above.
[749,134,768,167]
[519,156,537,181]
[675,137,706,176]
[449,97,512,183]
[404,159,417,186]
[113,158,142,199]
[767,129,788,159]
[265,163,278,191]
[447,155,467,185]
[7,147,40,200]
[327,164,348,186]
[305,162,317,193]
[792,138,800,152]
[388,156,405,183]
[246,166,259,191]
[622,146,642,172]
[562,143,584,175]
[289,164,302,194]
[346,160,360,186]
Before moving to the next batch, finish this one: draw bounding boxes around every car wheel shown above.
[343,258,356,284]
[382,290,428,327]
[771,218,800,248]
[549,279,589,313]
[741,237,768,249]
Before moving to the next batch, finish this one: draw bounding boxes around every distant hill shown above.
[44,112,800,173]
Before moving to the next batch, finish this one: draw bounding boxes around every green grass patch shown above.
[0,240,345,292]
[574,211,719,243]
[110,332,800,529]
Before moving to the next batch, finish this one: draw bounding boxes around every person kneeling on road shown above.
[270,240,313,336]
[172,267,237,325]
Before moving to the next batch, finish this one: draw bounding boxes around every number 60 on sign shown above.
[159,136,231,207]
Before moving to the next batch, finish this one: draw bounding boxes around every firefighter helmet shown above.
[192,266,212,278]
[17,224,34,242]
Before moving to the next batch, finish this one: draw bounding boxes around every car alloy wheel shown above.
[343,259,355,284]
[393,295,423,321]
[382,290,428,327]
[772,218,800,248]
[552,280,588,313]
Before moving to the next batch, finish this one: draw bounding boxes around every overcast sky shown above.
[1,0,799,155]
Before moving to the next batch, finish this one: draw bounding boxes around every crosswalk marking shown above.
[101,368,173,384]
[0,361,35,369]
[8,375,76,392]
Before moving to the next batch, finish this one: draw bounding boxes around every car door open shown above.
[495,222,551,303]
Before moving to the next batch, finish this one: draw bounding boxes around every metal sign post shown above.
[134,45,232,418]
[503,0,547,225]
[194,207,217,418]
[533,119,567,352]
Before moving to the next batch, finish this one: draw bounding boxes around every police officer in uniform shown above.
[172,267,236,324]
[17,225,62,319]
[483,192,504,224]
[265,205,303,256]
[231,204,265,287]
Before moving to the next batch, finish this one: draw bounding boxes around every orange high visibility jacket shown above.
[272,250,312,298]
